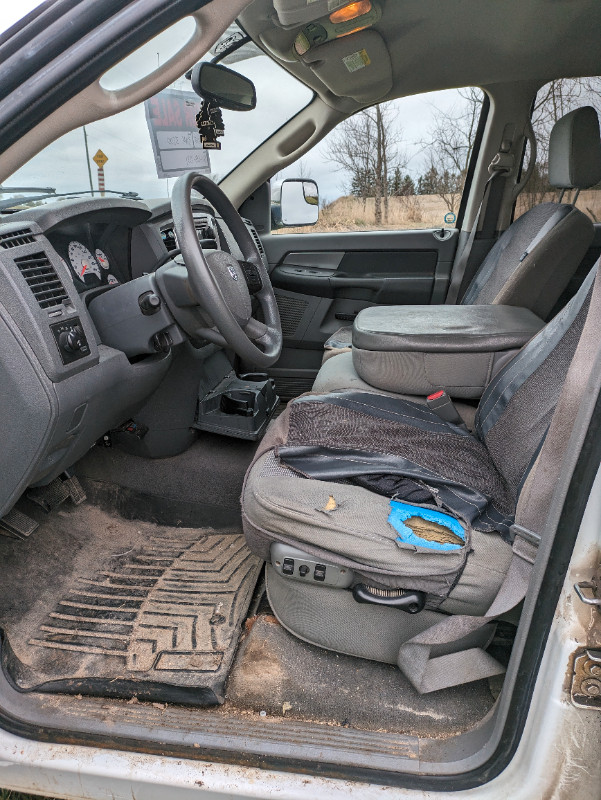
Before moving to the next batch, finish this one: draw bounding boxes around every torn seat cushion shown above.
[322,325,353,363]
[242,390,516,612]
[243,449,513,617]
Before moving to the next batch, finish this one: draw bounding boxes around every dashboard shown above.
[0,194,266,519]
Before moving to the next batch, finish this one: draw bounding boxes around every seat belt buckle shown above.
[426,390,466,428]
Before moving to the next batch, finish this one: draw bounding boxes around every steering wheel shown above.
[169,172,282,368]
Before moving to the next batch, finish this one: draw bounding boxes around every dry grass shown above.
[278,194,450,234]
[515,188,601,221]
[276,189,601,234]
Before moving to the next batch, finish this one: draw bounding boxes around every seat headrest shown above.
[548,106,601,190]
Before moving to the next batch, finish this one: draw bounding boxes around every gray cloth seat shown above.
[321,106,601,380]
[242,262,600,690]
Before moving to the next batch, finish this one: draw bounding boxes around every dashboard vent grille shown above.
[0,227,35,249]
[14,251,68,309]
[248,225,265,258]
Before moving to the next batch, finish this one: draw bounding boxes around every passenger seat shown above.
[321,106,601,376]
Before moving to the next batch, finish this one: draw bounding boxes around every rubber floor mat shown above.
[0,504,262,705]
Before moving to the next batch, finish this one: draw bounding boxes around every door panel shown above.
[263,228,459,397]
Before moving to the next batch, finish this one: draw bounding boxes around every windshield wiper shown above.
[0,185,57,194]
[0,188,141,212]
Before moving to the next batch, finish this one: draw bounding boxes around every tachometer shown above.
[68,241,100,282]
[95,249,110,270]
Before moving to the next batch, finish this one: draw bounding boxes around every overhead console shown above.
[256,0,393,105]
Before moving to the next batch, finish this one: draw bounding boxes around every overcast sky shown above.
[2,1,470,217]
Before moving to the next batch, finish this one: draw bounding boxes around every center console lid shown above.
[352,304,544,399]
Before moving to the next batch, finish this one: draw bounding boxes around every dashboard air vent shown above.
[14,251,68,309]
[0,227,35,249]
[247,224,265,258]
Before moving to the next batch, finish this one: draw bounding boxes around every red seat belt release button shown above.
[426,390,465,426]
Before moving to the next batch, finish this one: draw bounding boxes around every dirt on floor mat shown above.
[225,615,497,737]
[0,503,262,705]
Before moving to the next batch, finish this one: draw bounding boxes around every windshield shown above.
[2,19,313,210]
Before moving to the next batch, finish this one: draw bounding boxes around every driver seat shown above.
[241,260,601,693]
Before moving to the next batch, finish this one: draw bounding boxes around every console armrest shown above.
[352,305,544,399]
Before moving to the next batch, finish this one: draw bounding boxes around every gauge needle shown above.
[80,263,87,277]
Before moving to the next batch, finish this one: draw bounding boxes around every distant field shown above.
[276,190,601,234]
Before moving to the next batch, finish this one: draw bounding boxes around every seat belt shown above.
[397,263,601,693]
[518,204,571,263]
[445,152,514,306]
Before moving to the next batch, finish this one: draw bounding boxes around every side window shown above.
[516,78,601,221]
[272,87,484,234]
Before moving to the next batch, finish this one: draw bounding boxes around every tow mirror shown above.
[273,179,319,228]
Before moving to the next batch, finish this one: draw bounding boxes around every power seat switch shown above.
[282,557,295,575]
[314,564,326,582]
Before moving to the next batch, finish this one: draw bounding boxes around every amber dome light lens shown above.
[329,0,372,24]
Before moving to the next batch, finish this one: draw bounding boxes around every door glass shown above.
[272,87,484,234]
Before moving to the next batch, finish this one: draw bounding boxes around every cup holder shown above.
[220,389,256,417]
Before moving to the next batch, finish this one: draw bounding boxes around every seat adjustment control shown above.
[352,584,426,614]
[271,544,353,588]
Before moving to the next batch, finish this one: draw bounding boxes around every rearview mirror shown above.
[273,179,319,227]
[189,62,256,111]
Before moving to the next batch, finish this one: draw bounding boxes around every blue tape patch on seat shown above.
[388,500,465,551]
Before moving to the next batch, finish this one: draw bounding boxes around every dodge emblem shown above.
[227,265,239,281]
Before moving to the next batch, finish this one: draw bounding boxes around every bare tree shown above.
[325,101,406,224]
[419,87,483,212]
[518,77,601,210]
[296,158,313,180]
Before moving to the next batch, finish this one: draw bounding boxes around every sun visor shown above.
[260,27,299,62]
[299,29,392,103]
[274,0,352,28]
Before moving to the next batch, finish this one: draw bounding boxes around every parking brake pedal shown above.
[0,508,38,540]
[26,473,86,512]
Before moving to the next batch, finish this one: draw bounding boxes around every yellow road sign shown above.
[93,149,108,168]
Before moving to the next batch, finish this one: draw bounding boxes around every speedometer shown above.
[68,241,100,282]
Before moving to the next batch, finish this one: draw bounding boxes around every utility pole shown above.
[83,126,94,196]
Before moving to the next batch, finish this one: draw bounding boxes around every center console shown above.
[351,304,545,399]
